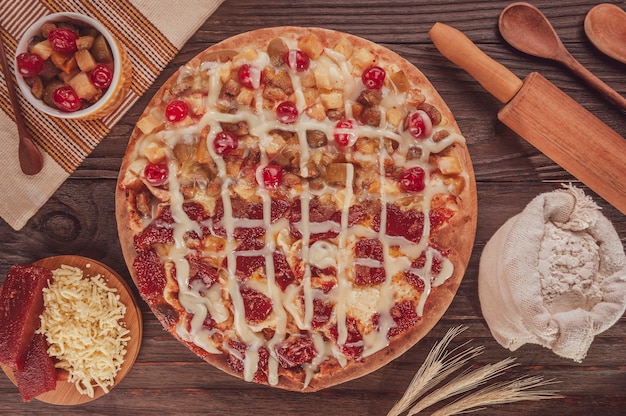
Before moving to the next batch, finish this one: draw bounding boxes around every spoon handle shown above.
[0,36,30,140]
[560,52,626,111]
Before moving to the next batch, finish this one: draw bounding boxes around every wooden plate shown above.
[0,255,143,405]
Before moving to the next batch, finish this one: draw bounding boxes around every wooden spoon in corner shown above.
[585,3,626,65]
[498,2,626,110]
[0,36,43,175]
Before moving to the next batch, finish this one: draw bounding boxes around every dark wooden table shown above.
[1,1,625,414]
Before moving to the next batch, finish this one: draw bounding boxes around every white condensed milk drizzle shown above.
[127,32,467,389]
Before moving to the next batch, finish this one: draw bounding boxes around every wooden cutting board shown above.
[0,256,142,405]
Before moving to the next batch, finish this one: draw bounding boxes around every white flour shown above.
[537,222,603,313]
[478,185,626,362]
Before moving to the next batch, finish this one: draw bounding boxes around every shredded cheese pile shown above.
[38,265,130,397]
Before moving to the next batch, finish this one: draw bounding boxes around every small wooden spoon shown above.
[499,2,626,110]
[0,36,43,175]
[585,3,626,65]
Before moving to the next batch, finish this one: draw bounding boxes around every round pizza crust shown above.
[116,26,477,392]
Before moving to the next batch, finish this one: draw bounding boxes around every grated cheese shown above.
[37,265,130,398]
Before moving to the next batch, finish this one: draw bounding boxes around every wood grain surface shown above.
[1,1,625,415]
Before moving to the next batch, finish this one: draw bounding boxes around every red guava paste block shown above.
[0,264,51,371]
[15,333,57,401]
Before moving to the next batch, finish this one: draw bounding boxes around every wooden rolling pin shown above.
[429,22,626,215]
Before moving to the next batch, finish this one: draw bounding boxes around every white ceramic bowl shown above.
[15,12,131,120]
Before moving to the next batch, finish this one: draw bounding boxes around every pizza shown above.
[116,26,476,391]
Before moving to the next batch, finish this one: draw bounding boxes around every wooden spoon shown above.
[0,36,43,175]
[499,2,626,110]
[585,3,626,65]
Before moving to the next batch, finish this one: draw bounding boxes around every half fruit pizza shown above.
[116,26,476,391]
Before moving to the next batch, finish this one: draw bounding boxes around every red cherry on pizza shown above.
[16,53,44,77]
[333,119,357,146]
[214,131,238,155]
[400,166,426,192]
[165,99,188,122]
[285,49,310,71]
[52,86,81,112]
[407,110,432,139]
[48,28,78,54]
[362,66,386,90]
[258,165,283,189]
[276,101,299,124]
[238,63,261,89]
[144,163,169,186]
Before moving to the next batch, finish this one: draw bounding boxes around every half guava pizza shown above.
[116,26,476,391]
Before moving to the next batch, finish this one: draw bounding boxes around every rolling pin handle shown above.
[429,22,524,103]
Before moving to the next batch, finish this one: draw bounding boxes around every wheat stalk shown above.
[406,357,518,415]
[387,326,483,416]
[429,376,563,416]
[387,325,563,416]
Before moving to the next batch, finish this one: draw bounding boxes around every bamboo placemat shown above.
[0,0,224,230]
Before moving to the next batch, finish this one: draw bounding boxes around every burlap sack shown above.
[479,185,626,362]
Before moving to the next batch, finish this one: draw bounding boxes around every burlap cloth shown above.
[479,185,626,362]
[0,0,224,230]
